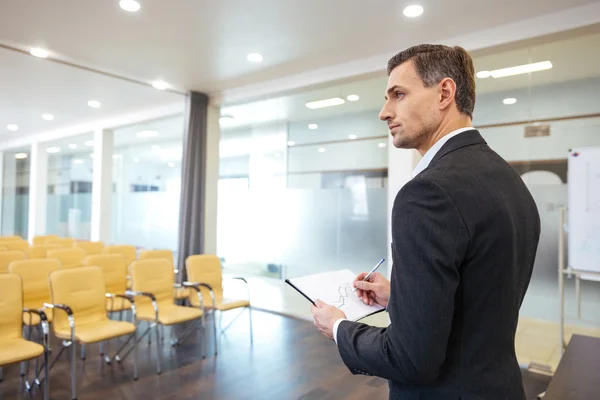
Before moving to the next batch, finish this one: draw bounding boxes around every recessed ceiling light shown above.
[119,0,141,12]
[403,5,424,18]
[42,114,54,121]
[68,144,78,149]
[46,147,60,154]
[348,134,358,140]
[476,71,491,79]
[503,98,517,105]
[219,116,235,124]
[84,140,94,147]
[152,80,169,90]
[133,158,140,163]
[305,98,345,109]
[490,61,552,78]
[7,124,18,132]
[72,159,84,164]
[378,142,387,148]
[30,48,49,58]
[347,95,360,102]
[137,130,159,138]
[247,53,263,63]
[88,100,101,108]
[14,153,28,159]
[318,148,326,153]
[168,162,175,168]
[308,124,318,130]
[287,141,296,147]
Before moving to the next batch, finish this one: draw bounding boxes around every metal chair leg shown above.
[0,367,3,381]
[154,323,161,375]
[71,339,77,400]
[133,330,138,381]
[212,312,217,356]
[248,307,254,345]
[81,344,86,360]
[43,336,49,400]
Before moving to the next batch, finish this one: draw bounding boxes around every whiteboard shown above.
[568,147,600,281]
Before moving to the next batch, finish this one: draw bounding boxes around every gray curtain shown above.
[177,91,209,281]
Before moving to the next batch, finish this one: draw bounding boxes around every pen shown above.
[353,258,385,291]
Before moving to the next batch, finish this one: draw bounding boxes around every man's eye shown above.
[395,92,404,99]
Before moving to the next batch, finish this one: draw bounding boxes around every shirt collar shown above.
[412,127,474,178]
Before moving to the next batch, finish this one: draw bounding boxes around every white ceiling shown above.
[0,0,598,148]
[220,27,600,128]
[0,0,596,95]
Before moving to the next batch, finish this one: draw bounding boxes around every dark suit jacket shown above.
[336,130,541,399]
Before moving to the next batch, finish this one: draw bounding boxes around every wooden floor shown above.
[0,310,550,399]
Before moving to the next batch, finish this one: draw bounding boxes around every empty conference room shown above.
[1,1,600,399]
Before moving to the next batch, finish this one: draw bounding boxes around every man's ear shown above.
[439,78,457,111]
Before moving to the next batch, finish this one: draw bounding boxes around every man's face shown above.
[379,60,441,150]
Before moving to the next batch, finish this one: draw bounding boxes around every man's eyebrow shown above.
[384,85,405,99]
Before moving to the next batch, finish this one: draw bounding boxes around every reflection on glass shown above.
[1,149,30,238]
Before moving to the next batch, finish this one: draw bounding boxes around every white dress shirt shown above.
[332,126,474,344]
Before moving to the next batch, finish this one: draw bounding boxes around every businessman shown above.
[311,44,541,399]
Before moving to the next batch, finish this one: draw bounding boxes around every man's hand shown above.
[354,272,391,308]
[311,300,346,341]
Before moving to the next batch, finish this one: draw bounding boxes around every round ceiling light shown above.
[403,5,424,18]
[347,95,360,102]
[30,48,49,58]
[503,98,517,105]
[7,124,18,132]
[152,80,169,90]
[119,0,141,12]
[88,100,101,108]
[14,153,28,159]
[42,114,54,121]
[247,53,263,63]
[476,71,492,79]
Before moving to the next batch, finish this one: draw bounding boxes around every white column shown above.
[90,129,113,242]
[203,104,221,254]
[28,142,48,242]
[386,135,421,279]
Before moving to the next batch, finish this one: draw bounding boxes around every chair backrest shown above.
[0,235,22,241]
[139,249,174,267]
[0,250,27,273]
[47,248,86,269]
[74,241,104,256]
[9,259,61,310]
[104,245,137,265]
[0,240,29,252]
[33,235,59,246]
[83,254,127,294]
[49,266,108,333]
[185,255,224,299]
[45,238,76,248]
[130,259,174,306]
[0,246,7,251]
[26,246,47,259]
[0,273,23,341]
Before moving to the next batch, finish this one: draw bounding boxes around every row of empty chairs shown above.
[0,236,252,400]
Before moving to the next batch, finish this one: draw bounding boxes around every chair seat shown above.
[23,307,54,326]
[0,338,44,366]
[214,298,250,311]
[136,302,203,326]
[55,320,136,344]
[106,297,132,312]
[190,294,249,312]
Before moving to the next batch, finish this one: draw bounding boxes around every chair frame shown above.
[42,292,137,400]
[187,276,253,348]
[116,282,212,375]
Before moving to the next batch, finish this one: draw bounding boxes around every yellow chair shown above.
[26,246,47,259]
[0,246,7,252]
[186,255,253,344]
[0,240,29,252]
[47,266,138,399]
[0,274,49,400]
[9,259,61,328]
[0,235,22,241]
[32,235,58,246]
[104,245,137,266]
[0,250,26,273]
[46,247,86,269]
[45,238,76,248]
[127,259,210,373]
[75,241,104,255]
[140,249,188,300]
[83,254,131,315]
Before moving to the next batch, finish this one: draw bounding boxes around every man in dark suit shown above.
[311,44,541,399]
